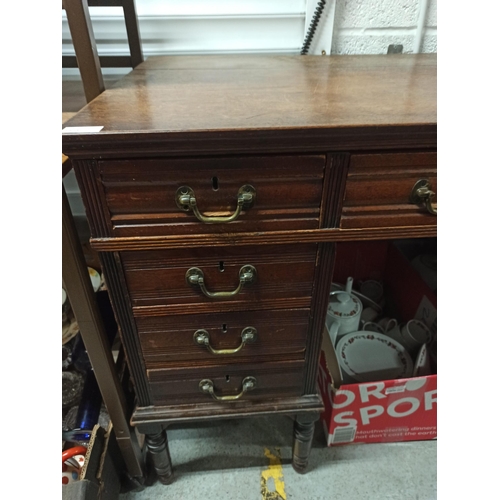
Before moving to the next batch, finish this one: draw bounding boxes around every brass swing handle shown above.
[199,376,257,401]
[193,327,257,355]
[186,265,257,299]
[410,179,437,215]
[175,184,256,224]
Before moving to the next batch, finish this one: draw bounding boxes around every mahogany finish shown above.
[120,244,317,311]
[62,54,436,138]
[63,54,437,485]
[136,308,309,367]
[341,152,437,228]
[98,155,325,237]
[147,359,305,406]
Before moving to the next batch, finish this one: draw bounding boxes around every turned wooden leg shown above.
[292,414,319,474]
[145,429,174,485]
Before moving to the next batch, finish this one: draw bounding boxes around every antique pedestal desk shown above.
[62,54,437,484]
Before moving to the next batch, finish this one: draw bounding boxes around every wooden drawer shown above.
[147,360,305,406]
[137,308,310,368]
[121,244,318,315]
[98,155,325,237]
[340,152,437,228]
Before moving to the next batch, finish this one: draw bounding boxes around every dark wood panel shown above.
[63,125,437,159]
[98,252,152,406]
[62,54,436,136]
[133,297,312,318]
[120,244,318,310]
[131,394,324,424]
[147,360,305,406]
[98,155,325,236]
[341,152,437,229]
[90,226,438,252]
[136,308,309,367]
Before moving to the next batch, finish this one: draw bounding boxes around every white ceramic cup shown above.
[362,322,385,334]
[400,319,431,353]
[360,306,379,323]
[384,321,404,342]
[378,317,397,332]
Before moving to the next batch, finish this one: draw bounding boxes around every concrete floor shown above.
[120,415,436,500]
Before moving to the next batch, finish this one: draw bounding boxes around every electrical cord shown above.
[301,0,327,55]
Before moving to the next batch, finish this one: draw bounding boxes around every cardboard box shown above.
[318,241,437,446]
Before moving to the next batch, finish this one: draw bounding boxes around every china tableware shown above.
[362,322,385,333]
[400,319,431,352]
[384,320,403,342]
[336,331,413,383]
[330,283,382,314]
[326,278,363,342]
[88,267,101,292]
[360,307,379,323]
[413,343,432,377]
[378,317,398,332]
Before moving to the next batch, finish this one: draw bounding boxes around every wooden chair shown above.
[62,0,143,103]
[62,1,146,476]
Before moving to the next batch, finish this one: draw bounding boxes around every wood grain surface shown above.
[341,151,437,228]
[120,243,318,313]
[62,54,436,134]
[147,359,305,406]
[137,308,309,368]
[98,154,325,237]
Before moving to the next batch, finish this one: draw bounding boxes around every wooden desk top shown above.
[62,54,436,156]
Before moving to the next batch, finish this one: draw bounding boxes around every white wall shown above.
[332,0,437,54]
[62,0,437,78]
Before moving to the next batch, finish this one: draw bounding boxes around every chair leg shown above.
[64,0,105,102]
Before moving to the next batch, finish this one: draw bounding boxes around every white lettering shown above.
[333,411,357,426]
[359,382,386,403]
[387,398,420,418]
[333,389,355,409]
[424,390,437,410]
[360,405,384,425]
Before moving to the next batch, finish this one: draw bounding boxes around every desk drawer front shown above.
[148,360,305,405]
[98,155,325,237]
[137,308,309,368]
[341,152,437,228]
[121,244,318,314]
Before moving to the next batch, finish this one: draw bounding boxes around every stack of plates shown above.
[336,331,413,384]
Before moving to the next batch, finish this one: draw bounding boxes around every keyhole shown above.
[212,176,219,191]
[222,324,227,333]
[219,261,225,272]
[226,375,230,383]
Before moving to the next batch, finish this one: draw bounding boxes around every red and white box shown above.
[318,241,437,446]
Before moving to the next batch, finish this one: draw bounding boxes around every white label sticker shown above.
[385,385,406,394]
[62,126,103,134]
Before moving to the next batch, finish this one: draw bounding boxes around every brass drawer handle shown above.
[199,376,257,401]
[186,265,257,299]
[175,184,256,224]
[194,327,257,355]
[410,179,437,215]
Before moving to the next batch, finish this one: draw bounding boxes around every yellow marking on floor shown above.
[260,447,287,500]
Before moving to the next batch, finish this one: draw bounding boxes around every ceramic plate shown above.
[336,331,413,383]
[88,267,101,292]
[413,343,432,377]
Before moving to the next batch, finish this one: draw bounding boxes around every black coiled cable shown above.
[301,0,327,55]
